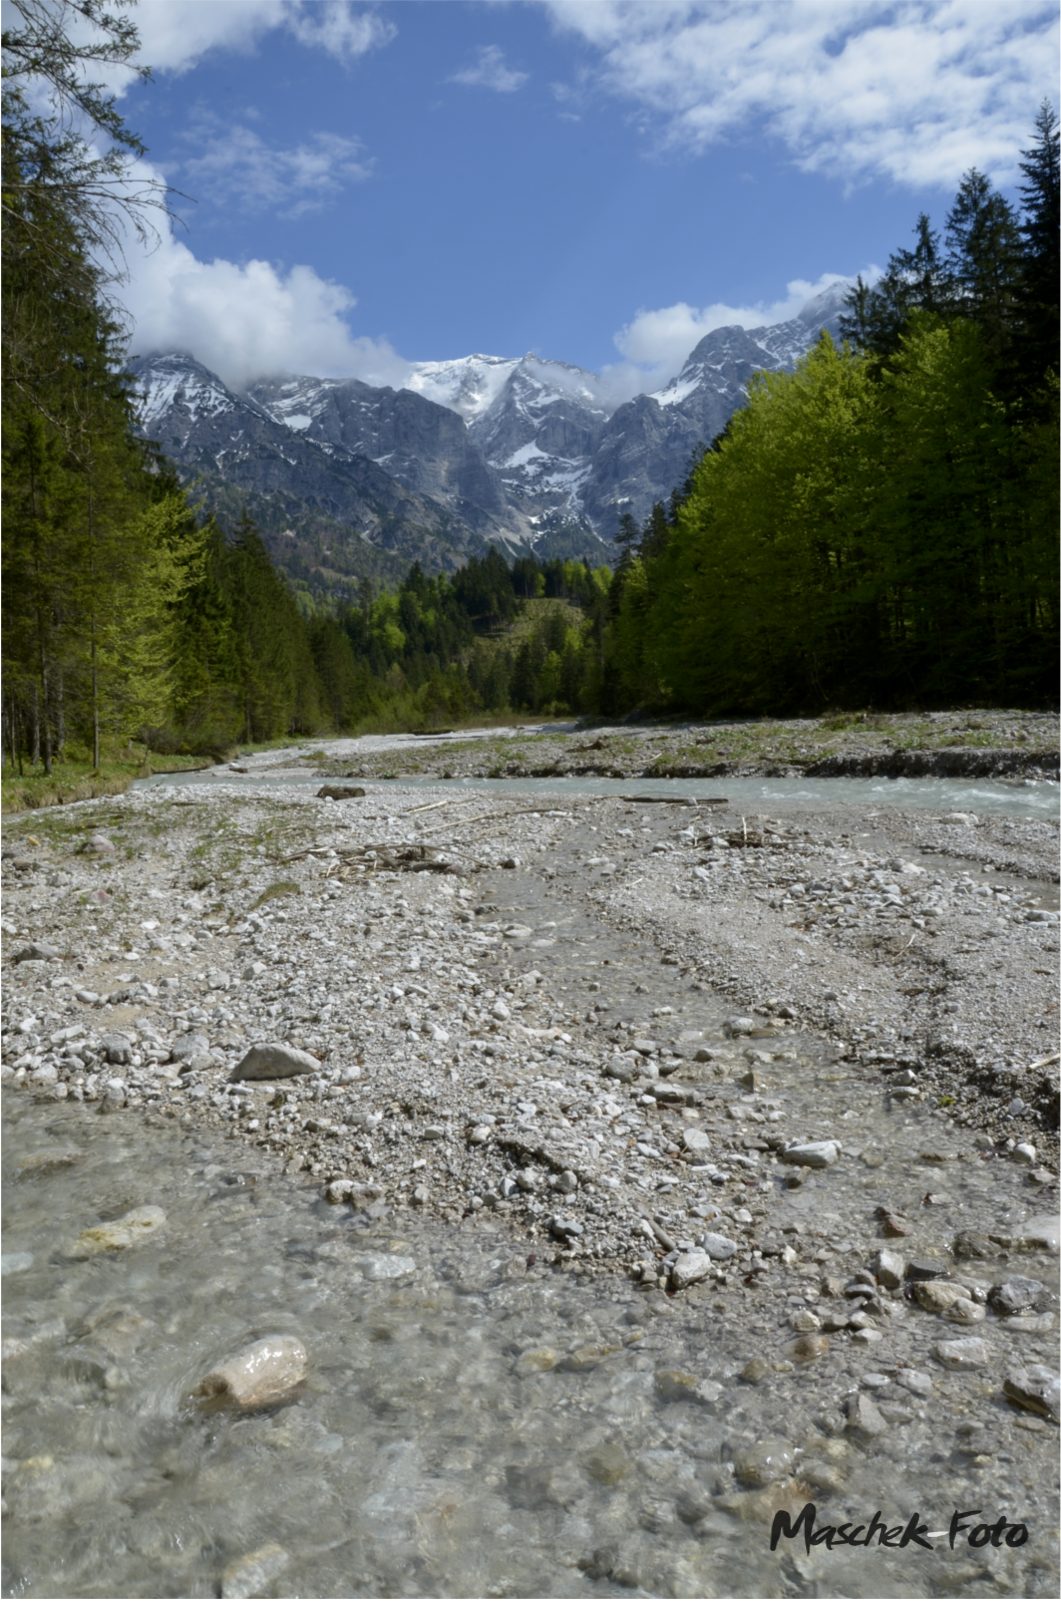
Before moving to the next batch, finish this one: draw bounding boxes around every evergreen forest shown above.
[2,0,1057,801]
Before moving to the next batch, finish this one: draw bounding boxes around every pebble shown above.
[905,1260,950,1281]
[786,1334,829,1363]
[1002,1365,1060,1423]
[197,1336,309,1409]
[870,1248,905,1288]
[1,1253,35,1276]
[669,1250,713,1290]
[953,1230,995,1261]
[13,942,60,963]
[681,1127,712,1155]
[943,1297,986,1324]
[99,1078,126,1113]
[230,1043,319,1081]
[733,1439,797,1486]
[514,1348,557,1374]
[1014,1214,1059,1254]
[988,1276,1047,1315]
[933,1337,991,1369]
[913,1280,968,1312]
[221,1543,292,1600]
[170,1032,210,1063]
[584,1442,631,1485]
[655,1369,699,1402]
[843,1393,888,1436]
[782,1141,840,1168]
[896,1368,934,1397]
[97,1033,133,1065]
[15,1152,80,1178]
[68,1206,166,1259]
[699,1232,738,1261]
[350,1254,416,1280]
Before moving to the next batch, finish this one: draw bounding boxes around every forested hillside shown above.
[3,0,1057,805]
[598,113,1059,716]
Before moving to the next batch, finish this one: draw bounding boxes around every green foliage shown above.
[594,125,1058,720]
[599,318,1055,716]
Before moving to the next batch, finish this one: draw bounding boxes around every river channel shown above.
[136,766,1060,822]
[3,761,1058,1599]
[4,1085,1058,1601]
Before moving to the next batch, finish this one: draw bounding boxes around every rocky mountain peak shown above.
[131,277,859,575]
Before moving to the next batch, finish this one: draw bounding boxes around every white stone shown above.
[783,1141,840,1168]
[1,1253,35,1276]
[670,1250,713,1289]
[222,1542,291,1597]
[944,1297,986,1325]
[197,1336,308,1408]
[351,1254,416,1280]
[933,1337,991,1369]
[71,1205,166,1257]
[231,1043,318,1081]
[699,1231,739,1260]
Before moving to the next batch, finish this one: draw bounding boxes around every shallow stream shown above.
[135,769,1060,823]
[4,1082,1058,1599]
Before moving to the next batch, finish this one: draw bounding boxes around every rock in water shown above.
[230,1043,318,1081]
[1003,1365,1060,1423]
[71,1206,166,1257]
[221,1543,291,1599]
[843,1394,888,1436]
[989,1276,1047,1316]
[196,1336,308,1408]
[933,1337,990,1370]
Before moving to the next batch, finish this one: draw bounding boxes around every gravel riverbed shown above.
[3,739,1059,1598]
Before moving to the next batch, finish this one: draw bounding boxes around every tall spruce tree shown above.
[943,170,1021,359]
[1014,100,1060,389]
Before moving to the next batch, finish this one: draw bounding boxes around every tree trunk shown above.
[91,612,100,772]
[31,683,41,767]
[55,668,66,759]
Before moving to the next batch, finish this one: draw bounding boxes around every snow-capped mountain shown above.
[131,282,850,586]
[127,353,521,590]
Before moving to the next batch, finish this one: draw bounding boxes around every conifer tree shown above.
[1014,100,1060,388]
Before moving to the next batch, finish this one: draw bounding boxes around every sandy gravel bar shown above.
[4,762,1057,1234]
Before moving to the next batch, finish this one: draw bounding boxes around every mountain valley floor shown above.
[2,733,1059,1596]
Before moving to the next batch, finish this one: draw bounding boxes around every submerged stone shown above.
[196,1336,308,1409]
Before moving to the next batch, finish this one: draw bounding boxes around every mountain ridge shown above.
[131,282,849,595]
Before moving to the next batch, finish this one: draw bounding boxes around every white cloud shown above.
[284,2,395,63]
[596,272,875,403]
[117,165,411,391]
[542,1,1058,189]
[70,1,393,91]
[177,114,371,217]
[449,45,529,93]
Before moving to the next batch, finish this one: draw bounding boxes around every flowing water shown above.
[4,1076,1058,1598]
[135,768,1059,822]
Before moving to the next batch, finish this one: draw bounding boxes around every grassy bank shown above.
[1,743,216,815]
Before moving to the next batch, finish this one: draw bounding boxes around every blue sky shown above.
[102,1,1057,395]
